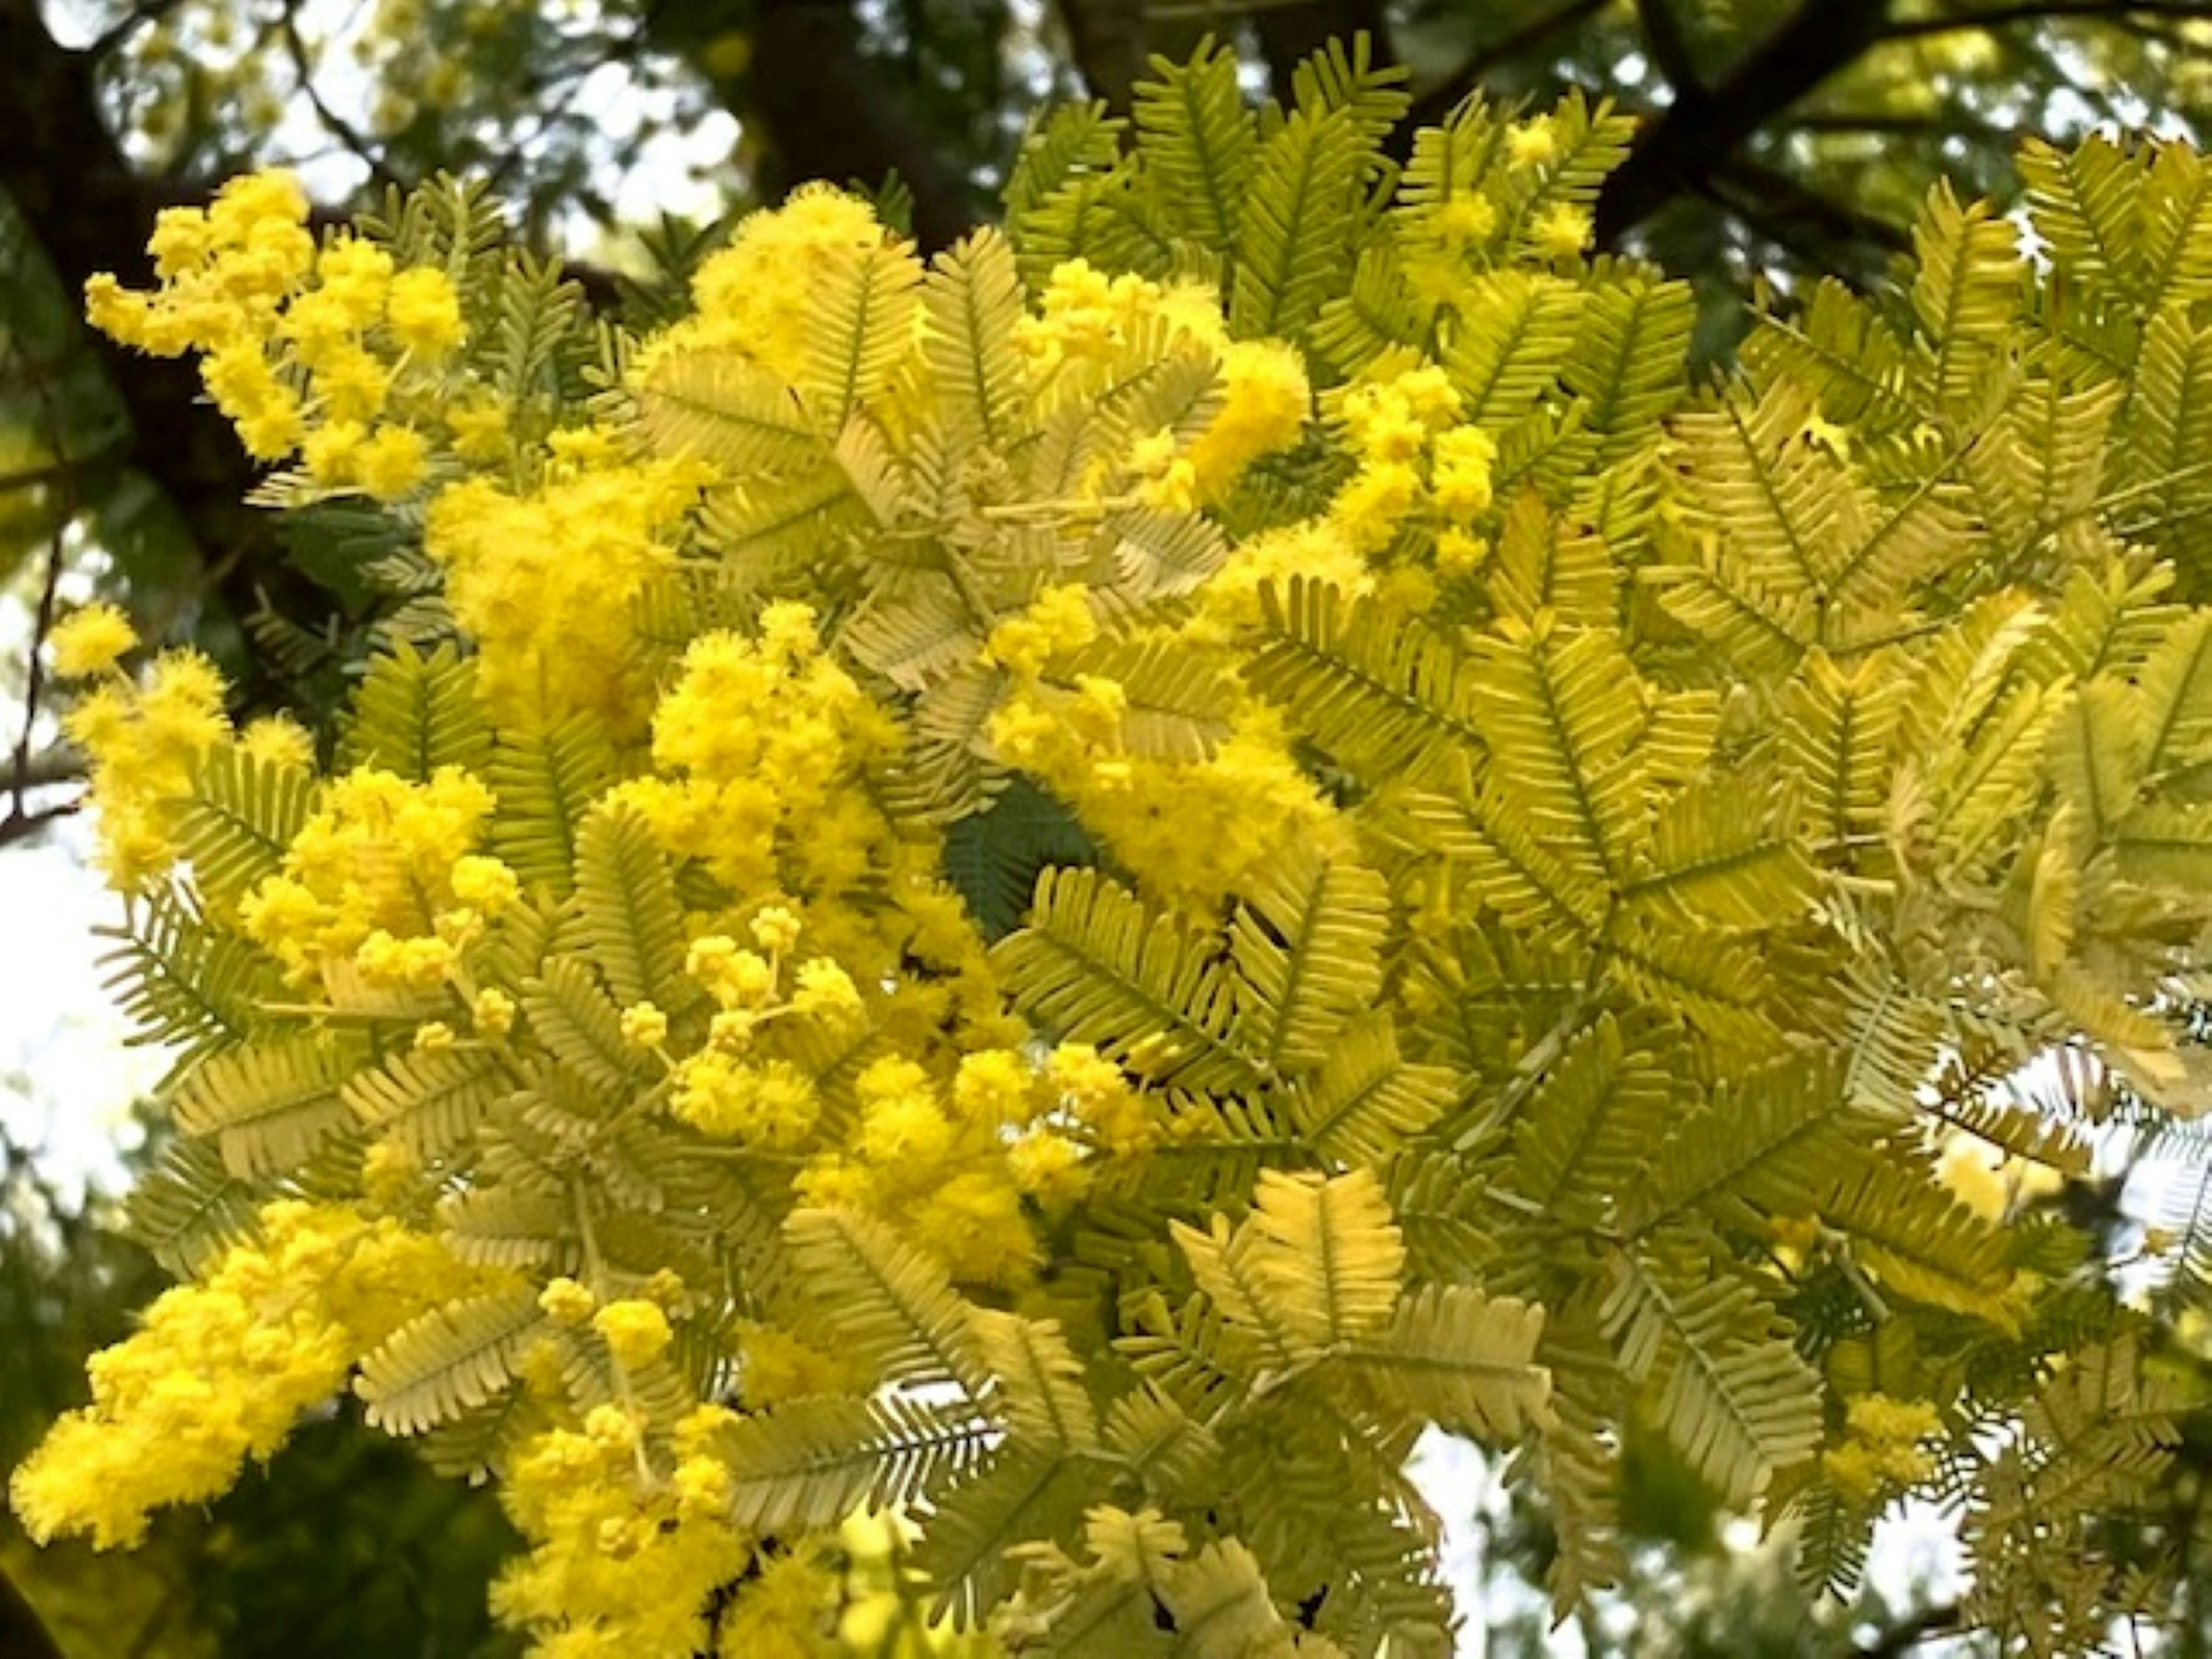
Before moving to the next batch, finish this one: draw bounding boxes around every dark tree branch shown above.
[278,0,404,194]
[0,0,277,666]
[1404,0,1612,135]
[740,0,978,253]
[1596,0,1896,247]
[1250,0,1397,108]
[1853,1600,1964,1657]
[1634,0,1705,95]
[0,1565,66,1659]
[1713,155,1914,258]
[1056,0,1147,111]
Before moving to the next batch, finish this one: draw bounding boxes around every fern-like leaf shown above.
[1229,844,1388,1075]
[782,1206,983,1392]
[993,866,1264,1092]
[338,640,493,780]
[357,1282,544,1434]
[172,1033,365,1177]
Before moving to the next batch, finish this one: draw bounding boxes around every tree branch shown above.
[1404,0,1612,135]
[737,0,978,252]
[1853,1600,1963,1657]
[1635,0,1705,96]
[1595,0,1896,247]
[0,0,279,675]
[0,1565,66,1659]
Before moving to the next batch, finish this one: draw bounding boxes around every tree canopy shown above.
[7,0,2212,809]
[6,5,2212,1658]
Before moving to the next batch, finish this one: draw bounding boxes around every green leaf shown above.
[123,1134,265,1278]
[802,240,926,428]
[339,640,493,780]
[173,749,318,916]
[343,1047,511,1161]
[1338,1285,1550,1442]
[916,1448,1094,1627]
[1286,1014,1452,1170]
[717,1392,997,1532]
[486,711,617,898]
[357,1282,545,1435]
[172,1033,365,1178]
[1229,844,1388,1075]
[921,228,1029,449]
[1247,578,1486,789]
[783,1206,983,1392]
[632,347,825,473]
[1601,1246,1823,1506]
[968,1310,1098,1449]
[1230,104,1365,340]
[993,866,1265,1092]
[570,806,688,1013]
[1132,40,1256,256]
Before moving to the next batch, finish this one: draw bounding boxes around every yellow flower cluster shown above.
[1821,1393,1945,1503]
[616,605,900,902]
[47,602,138,679]
[86,172,315,359]
[714,1546,841,1658]
[798,1052,1042,1286]
[1324,364,1497,554]
[56,635,231,890]
[87,171,468,487]
[425,458,706,728]
[1015,259,1311,506]
[993,677,1349,912]
[591,1300,673,1369]
[491,1405,749,1659]
[236,767,505,984]
[9,1203,481,1549]
[982,584,1099,678]
[796,1042,1149,1285]
[667,184,891,388]
[661,927,864,1143]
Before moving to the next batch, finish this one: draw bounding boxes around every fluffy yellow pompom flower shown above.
[1508,116,1558,168]
[9,1204,487,1550]
[1186,338,1311,500]
[592,1300,673,1368]
[61,647,232,889]
[1823,1393,1945,1501]
[385,266,466,357]
[353,423,430,500]
[983,585,1098,678]
[1430,424,1499,522]
[539,1277,596,1325]
[790,957,863,1022]
[48,603,137,679]
[237,765,496,980]
[619,1002,669,1050]
[491,1410,750,1659]
[748,905,802,954]
[425,459,704,729]
[1534,203,1593,260]
[473,985,517,1037]
[237,714,315,768]
[671,1052,820,1145]
[676,183,891,388]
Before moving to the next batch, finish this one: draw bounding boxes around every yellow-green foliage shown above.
[14,40,2212,1657]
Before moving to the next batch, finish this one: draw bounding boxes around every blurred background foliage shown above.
[6,0,2212,1652]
